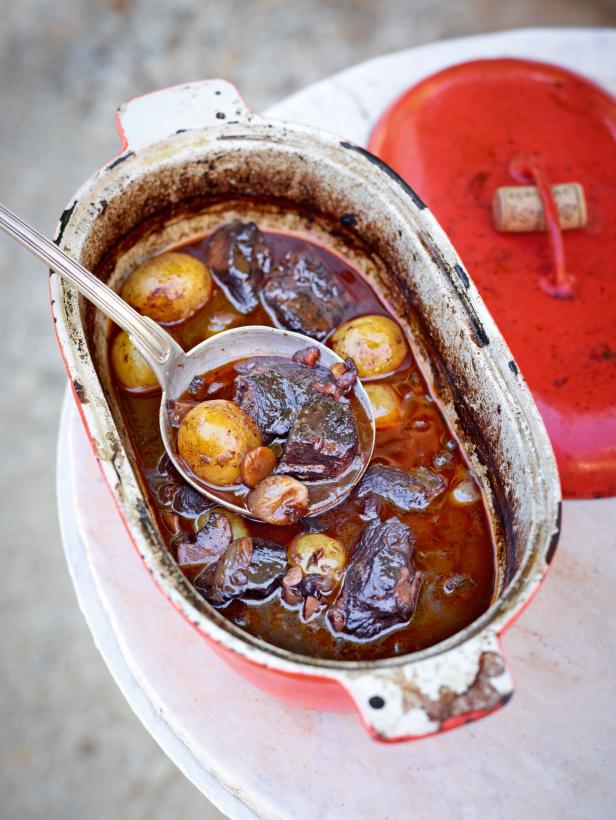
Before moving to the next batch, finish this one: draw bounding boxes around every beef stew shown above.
[109,223,496,661]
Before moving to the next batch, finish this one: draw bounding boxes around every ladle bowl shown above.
[0,202,376,521]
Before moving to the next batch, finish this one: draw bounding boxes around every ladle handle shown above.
[0,203,176,368]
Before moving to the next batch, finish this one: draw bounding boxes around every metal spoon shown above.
[0,203,375,521]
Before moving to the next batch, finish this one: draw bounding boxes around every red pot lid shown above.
[369,58,616,499]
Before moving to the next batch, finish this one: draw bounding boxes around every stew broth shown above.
[111,227,496,661]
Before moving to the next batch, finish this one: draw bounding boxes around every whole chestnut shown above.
[246,475,309,525]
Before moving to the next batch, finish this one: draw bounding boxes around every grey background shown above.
[1,2,614,818]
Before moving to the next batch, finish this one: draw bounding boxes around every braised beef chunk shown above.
[278,394,358,480]
[171,484,214,517]
[156,451,181,481]
[234,356,335,438]
[197,537,288,606]
[328,517,421,639]
[262,253,348,341]
[174,512,232,568]
[356,464,446,512]
[206,221,271,313]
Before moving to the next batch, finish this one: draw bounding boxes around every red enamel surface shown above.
[207,642,355,712]
[369,58,616,498]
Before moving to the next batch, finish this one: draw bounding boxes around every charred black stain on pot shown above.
[175,128,187,134]
[369,695,385,709]
[454,263,470,289]
[99,198,109,215]
[216,112,226,120]
[54,200,77,247]
[419,232,489,347]
[340,142,427,211]
[107,151,135,171]
[433,347,515,584]
[545,501,562,564]
[340,213,358,227]
[73,380,88,404]
[217,134,259,142]
[508,360,519,375]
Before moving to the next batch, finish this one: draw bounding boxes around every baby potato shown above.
[288,533,346,577]
[177,400,261,486]
[110,331,158,392]
[331,315,408,378]
[365,384,401,429]
[121,252,213,324]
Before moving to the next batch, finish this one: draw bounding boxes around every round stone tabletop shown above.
[57,28,616,820]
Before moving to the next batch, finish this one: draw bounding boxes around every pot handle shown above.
[340,630,513,742]
[115,80,253,153]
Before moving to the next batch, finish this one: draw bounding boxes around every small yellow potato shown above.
[331,315,408,378]
[110,330,158,392]
[121,252,213,324]
[288,533,346,576]
[365,384,401,429]
[177,400,261,486]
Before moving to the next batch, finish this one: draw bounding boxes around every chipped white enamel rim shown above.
[50,79,561,742]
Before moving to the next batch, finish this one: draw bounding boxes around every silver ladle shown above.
[0,203,376,520]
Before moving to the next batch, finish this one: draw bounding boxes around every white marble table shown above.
[57,29,616,820]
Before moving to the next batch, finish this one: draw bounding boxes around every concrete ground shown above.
[1,2,614,818]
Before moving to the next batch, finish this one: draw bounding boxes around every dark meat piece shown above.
[234,356,335,438]
[356,465,446,513]
[262,252,348,341]
[206,221,271,313]
[172,484,214,518]
[197,536,288,606]
[156,451,181,481]
[328,517,422,639]
[157,481,179,506]
[277,394,358,481]
[174,511,232,568]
